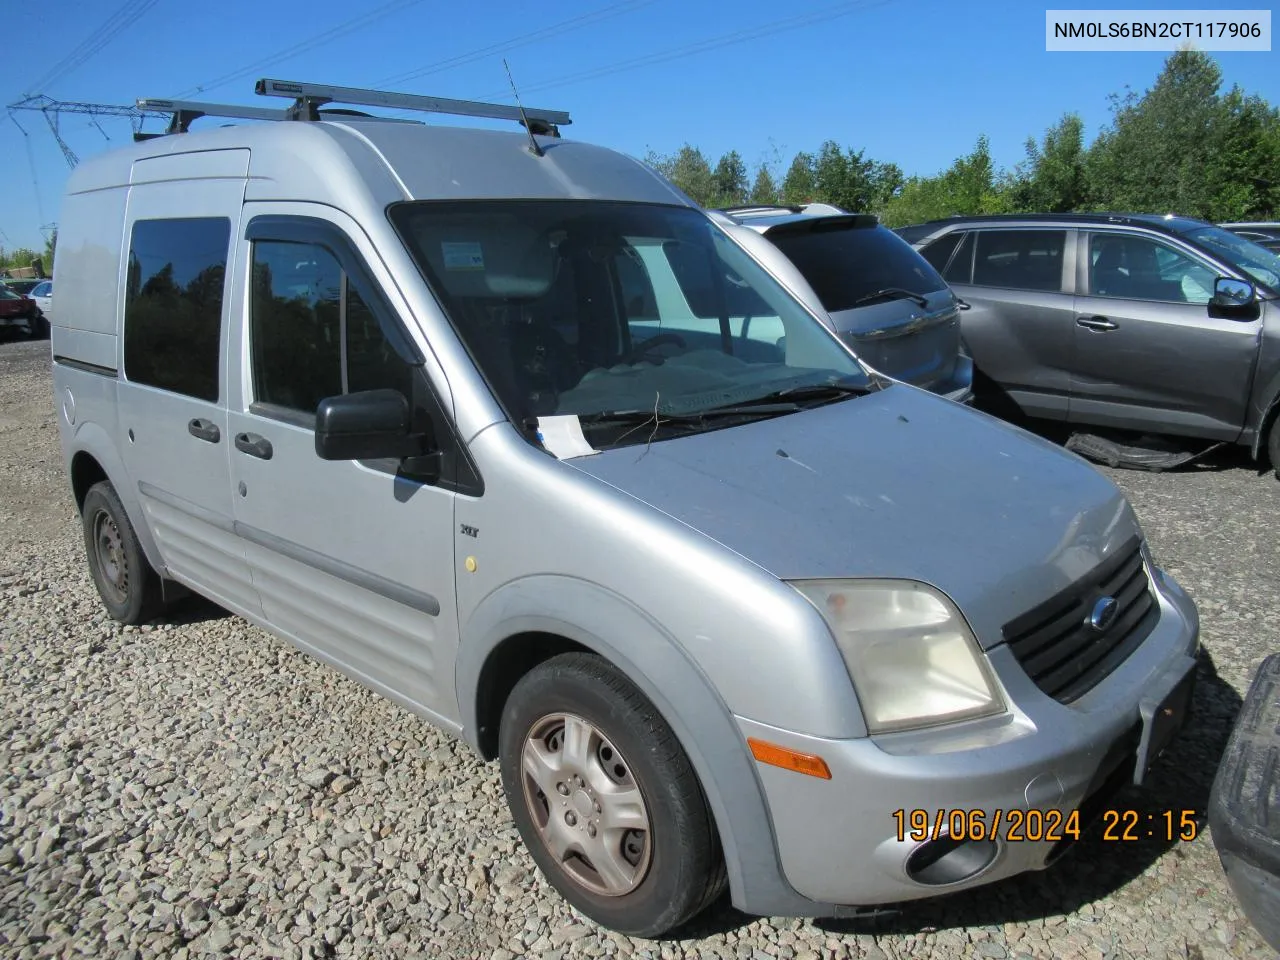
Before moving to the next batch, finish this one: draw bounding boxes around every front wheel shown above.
[499,652,726,937]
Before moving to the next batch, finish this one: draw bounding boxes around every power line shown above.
[171,0,428,99]
[372,0,657,88]
[24,0,159,96]
[20,130,47,225]
[473,0,901,102]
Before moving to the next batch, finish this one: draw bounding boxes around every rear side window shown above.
[250,239,413,416]
[918,233,962,274]
[124,217,231,402]
[944,232,975,283]
[972,230,1066,292]
[766,224,948,313]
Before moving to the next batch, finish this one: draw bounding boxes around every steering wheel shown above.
[619,332,687,365]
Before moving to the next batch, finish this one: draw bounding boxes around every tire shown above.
[82,480,164,624]
[499,652,726,937]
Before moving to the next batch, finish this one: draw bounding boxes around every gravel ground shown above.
[2,335,1278,959]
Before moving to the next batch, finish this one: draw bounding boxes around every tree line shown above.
[643,51,1280,228]
[0,232,56,277]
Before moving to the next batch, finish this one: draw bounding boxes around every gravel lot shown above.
[2,335,1278,960]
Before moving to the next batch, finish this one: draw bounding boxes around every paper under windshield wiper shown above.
[851,287,930,308]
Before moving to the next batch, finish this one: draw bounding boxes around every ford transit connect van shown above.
[52,79,1200,937]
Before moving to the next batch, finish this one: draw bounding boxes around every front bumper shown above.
[736,563,1199,907]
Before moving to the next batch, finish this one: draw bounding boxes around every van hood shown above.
[568,384,1141,648]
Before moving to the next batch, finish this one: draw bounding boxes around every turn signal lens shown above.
[747,737,832,780]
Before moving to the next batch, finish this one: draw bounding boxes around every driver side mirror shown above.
[315,389,431,462]
[1212,276,1255,308]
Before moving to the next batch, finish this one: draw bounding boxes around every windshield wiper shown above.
[737,380,875,405]
[578,403,799,427]
[851,287,930,309]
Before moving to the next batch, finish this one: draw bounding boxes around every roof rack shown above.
[134,98,287,137]
[131,78,572,140]
[255,78,571,135]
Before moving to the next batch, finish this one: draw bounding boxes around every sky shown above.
[2,0,1277,252]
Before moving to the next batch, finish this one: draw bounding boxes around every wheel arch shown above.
[455,574,824,918]
[1254,390,1280,464]
[65,424,167,577]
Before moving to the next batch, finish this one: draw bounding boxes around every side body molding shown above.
[454,574,832,918]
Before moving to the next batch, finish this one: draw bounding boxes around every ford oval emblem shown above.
[1089,596,1119,632]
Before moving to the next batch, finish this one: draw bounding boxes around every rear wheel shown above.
[499,652,725,937]
[82,480,163,624]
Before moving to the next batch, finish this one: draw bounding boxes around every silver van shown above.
[52,80,1200,937]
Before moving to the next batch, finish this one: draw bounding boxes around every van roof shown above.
[66,117,694,209]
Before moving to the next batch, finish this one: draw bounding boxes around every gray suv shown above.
[899,214,1280,474]
[722,204,973,402]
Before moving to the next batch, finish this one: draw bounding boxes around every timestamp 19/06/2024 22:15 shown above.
[893,808,1200,844]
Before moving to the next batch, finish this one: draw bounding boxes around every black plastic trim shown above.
[53,355,119,378]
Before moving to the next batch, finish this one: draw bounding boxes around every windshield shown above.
[391,201,870,446]
[764,222,949,312]
[0,288,20,301]
[1184,225,1280,293]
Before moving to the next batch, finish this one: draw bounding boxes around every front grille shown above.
[1002,537,1157,703]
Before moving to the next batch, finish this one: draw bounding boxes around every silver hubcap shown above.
[521,713,651,897]
[93,510,128,604]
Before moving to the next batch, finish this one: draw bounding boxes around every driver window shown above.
[1088,234,1217,305]
[250,239,413,418]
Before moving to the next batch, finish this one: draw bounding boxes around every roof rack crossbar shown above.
[253,78,571,134]
[135,98,289,134]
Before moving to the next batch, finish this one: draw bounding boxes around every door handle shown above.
[1076,315,1119,331]
[234,432,274,460]
[187,418,220,443]
[955,297,971,311]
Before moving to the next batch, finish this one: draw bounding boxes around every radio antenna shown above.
[503,58,543,157]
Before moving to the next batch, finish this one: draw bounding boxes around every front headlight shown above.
[791,579,1005,734]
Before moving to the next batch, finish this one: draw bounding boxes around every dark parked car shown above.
[1209,653,1280,951]
[0,286,40,337]
[898,214,1280,474]
[2,277,44,296]
[719,204,973,402]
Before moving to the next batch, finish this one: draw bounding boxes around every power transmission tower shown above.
[6,94,169,168]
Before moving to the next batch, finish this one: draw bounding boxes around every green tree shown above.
[1,246,42,274]
[667,144,715,206]
[781,152,816,205]
[749,166,780,205]
[1202,88,1280,219]
[880,136,1007,226]
[1007,113,1086,213]
[711,150,749,207]
[1084,49,1245,219]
